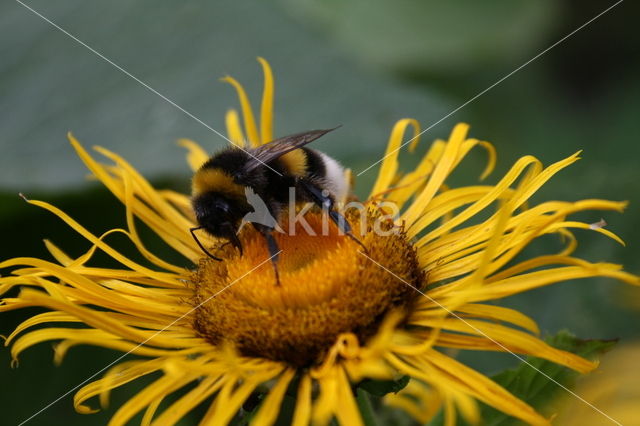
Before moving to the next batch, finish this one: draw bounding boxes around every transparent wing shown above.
[242,127,338,174]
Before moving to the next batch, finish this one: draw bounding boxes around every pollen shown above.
[192,210,423,367]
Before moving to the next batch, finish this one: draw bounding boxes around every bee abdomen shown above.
[303,148,348,203]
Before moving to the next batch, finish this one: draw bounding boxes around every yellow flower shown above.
[1,57,638,426]
[556,342,640,426]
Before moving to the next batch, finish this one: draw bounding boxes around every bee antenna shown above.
[190,227,222,261]
[347,232,369,254]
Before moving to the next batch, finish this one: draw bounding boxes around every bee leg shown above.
[299,180,368,253]
[190,227,223,261]
[228,231,244,256]
[256,226,282,286]
[328,210,369,253]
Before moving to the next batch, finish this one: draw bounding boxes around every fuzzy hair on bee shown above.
[189,127,364,284]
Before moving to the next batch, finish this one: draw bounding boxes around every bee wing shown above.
[241,127,339,174]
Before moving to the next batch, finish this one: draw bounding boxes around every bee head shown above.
[192,191,247,239]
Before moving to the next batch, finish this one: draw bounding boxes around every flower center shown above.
[192,210,423,367]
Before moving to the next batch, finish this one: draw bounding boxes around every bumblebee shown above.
[190,128,363,283]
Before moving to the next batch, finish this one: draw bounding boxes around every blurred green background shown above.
[1,0,639,424]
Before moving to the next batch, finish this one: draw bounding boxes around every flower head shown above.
[1,58,638,426]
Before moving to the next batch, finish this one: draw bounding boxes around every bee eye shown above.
[214,199,230,214]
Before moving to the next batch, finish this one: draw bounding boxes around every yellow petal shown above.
[108,372,196,426]
[420,303,540,335]
[412,154,542,242]
[221,75,260,147]
[201,365,282,426]
[11,290,197,348]
[291,374,312,426]
[258,57,275,144]
[368,118,421,198]
[93,145,198,249]
[384,379,443,424]
[151,375,224,426]
[74,359,164,413]
[5,311,81,345]
[420,200,628,285]
[52,335,204,366]
[225,109,246,148]
[413,317,596,373]
[380,140,445,208]
[121,171,189,273]
[177,138,210,171]
[312,366,339,425]
[478,264,639,300]
[402,123,469,227]
[141,398,163,426]
[158,189,194,220]
[252,368,296,426]
[387,352,550,426]
[334,367,364,426]
[13,197,190,284]
[68,135,200,260]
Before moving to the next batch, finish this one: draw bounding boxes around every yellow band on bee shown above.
[192,168,244,198]
[279,149,307,177]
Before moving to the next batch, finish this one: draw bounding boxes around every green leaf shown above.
[0,0,450,192]
[478,331,617,426]
[355,375,412,426]
[358,375,410,397]
[282,0,559,74]
[356,388,379,426]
